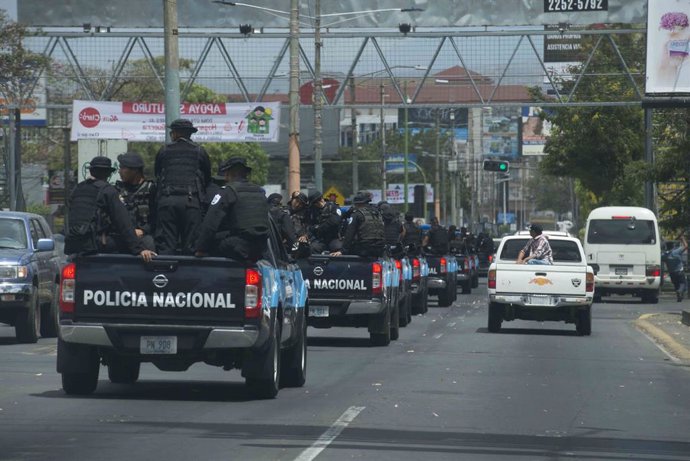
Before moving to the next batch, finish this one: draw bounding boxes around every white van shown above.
[584,206,661,303]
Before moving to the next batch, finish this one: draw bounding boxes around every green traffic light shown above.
[498,163,507,171]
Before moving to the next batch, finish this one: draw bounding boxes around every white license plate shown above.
[140,336,177,354]
[528,295,554,306]
[309,306,329,317]
[615,267,628,275]
[1,294,15,301]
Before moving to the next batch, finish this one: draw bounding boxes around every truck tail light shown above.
[412,258,421,282]
[488,254,493,263]
[440,257,447,274]
[245,268,262,319]
[60,263,76,314]
[463,259,470,273]
[586,272,594,292]
[372,262,383,295]
[395,259,403,282]
[488,269,496,289]
[646,265,661,278]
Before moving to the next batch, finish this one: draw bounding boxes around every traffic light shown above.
[483,159,509,172]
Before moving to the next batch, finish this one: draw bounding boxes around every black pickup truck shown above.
[298,255,397,346]
[57,225,308,399]
[424,254,457,307]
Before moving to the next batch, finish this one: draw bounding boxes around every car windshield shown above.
[500,238,582,262]
[587,219,656,245]
[0,218,28,249]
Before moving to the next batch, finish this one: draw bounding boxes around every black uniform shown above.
[402,221,423,249]
[115,179,156,250]
[309,201,342,253]
[427,224,450,255]
[65,178,142,255]
[195,178,269,261]
[270,203,298,250]
[154,137,211,254]
[341,206,385,257]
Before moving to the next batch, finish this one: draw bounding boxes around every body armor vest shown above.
[117,180,154,229]
[158,141,202,193]
[402,222,422,246]
[65,179,108,253]
[354,206,385,245]
[226,181,270,238]
[429,227,450,253]
[382,215,401,245]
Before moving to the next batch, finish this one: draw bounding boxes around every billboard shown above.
[481,107,521,159]
[0,78,47,127]
[646,0,690,94]
[71,100,282,142]
[521,107,552,156]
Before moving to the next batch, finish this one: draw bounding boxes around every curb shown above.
[635,313,690,362]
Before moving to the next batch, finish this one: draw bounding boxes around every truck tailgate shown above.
[73,255,247,324]
[495,263,587,296]
[299,255,374,299]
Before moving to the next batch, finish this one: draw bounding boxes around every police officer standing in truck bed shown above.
[115,152,156,251]
[154,119,211,255]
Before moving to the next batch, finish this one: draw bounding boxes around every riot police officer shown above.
[154,119,211,254]
[65,156,155,262]
[115,152,156,251]
[268,193,298,250]
[307,190,342,253]
[378,201,403,254]
[195,157,269,261]
[331,192,384,257]
[423,216,450,255]
[402,211,423,254]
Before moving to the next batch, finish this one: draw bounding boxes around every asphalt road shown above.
[1,283,690,461]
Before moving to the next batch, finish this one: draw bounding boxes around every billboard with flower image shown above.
[646,0,690,94]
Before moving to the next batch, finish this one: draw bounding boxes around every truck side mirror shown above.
[36,238,55,252]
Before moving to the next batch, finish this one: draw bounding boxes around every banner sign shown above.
[646,0,690,94]
[366,184,434,205]
[385,154,418,174]
[71,100,282,142]
[521,107,552,156]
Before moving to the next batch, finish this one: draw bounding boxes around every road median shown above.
[635,313,690,362]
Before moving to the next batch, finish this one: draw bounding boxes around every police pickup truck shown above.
[57,225,308,398]
[424,254,458,307]
[487,235,594,335]
[299,255,397,346]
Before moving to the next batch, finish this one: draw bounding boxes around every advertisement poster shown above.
[646,0,690,94]
[71,100,282,142]
[521,107,552,156]
[481,107,521,159]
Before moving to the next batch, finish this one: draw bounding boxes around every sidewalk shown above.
[635,310,690,362]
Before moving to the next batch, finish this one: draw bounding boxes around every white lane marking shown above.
[294,406,365,461]
[447,322,456,327]
[433,333,444,339]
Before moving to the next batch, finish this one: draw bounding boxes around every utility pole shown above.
[288,0,301,194]
[8,110,16,210]
[403,80,409,212]
[163,0,180,142]
[434,109,441,220]
[450,110,457,226]
[380,82,386,199]
[313,0,323,191]
[350,77,359,195]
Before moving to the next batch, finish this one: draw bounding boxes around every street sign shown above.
[324,186,344,206]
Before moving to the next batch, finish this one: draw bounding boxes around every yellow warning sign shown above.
[324,186,345,206]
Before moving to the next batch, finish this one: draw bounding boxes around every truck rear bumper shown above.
[59,323,260,349]
[347,300,384,315]
[490,293,592,308]
[427,277,447,289]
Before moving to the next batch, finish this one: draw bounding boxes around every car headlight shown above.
[0,266,29,279]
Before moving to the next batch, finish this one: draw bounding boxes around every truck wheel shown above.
[398,296,410,327]
[410,296,423,315]
[107,358,141,384]
[390,302,400,341]
[61,346,100,395]
[41,283,60,338]
[641,291,659,304]
[451,279,458,302]
[472,275,479,289]
[247,320,281,399]
[576,307,592,336]
[488,302,503,333]
[370,306,391,347]
[281,315,307,388]
[461,280,472,295]
[16,289,40,344]
[422,288,429,314]
[405,295,412,325]
[437,288,452,307]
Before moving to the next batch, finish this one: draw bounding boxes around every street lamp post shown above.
[380,82,387,199]
[313,0,323,191]
[350,77,359,195]
[403,81,410,213]
[434,109,440,220]
[449,110,457,226]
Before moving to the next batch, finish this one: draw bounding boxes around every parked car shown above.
[0,212,61,342]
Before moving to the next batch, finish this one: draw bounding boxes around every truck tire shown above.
[398,296,410,327]
[246,320,281,399]
[437,288,452,307]
[281,315,307,388]
[576,307,592,336]
[370,306,391,346]
[41,283,60,338]
[107,358,141,384]
[488,302,503,333]
[390,302,400,341]
[422,288,429,314]
[16,289,40,344]
[641,291,659,304]
[461,280,472,295]
[61,345,100,395]
[472,274,479,289]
